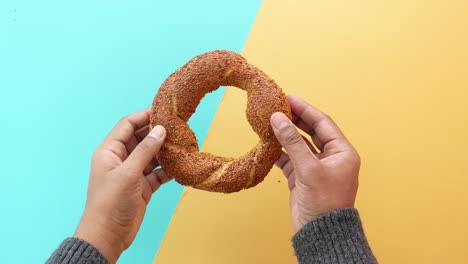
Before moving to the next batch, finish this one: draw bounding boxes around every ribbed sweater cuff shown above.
[292,208,377,264]
[46,237,108,264]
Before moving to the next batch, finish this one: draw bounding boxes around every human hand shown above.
[270,95,360,232]
[74,109,171,263]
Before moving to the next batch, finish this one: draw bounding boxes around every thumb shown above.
[270,112,317,167]
[124,125,166,172]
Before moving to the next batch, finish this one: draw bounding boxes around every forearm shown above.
[292,208,377,264]
[46,237,108,264]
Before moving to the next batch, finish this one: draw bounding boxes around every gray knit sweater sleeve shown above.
[47,208,374,264]
[46,237,108,264]
[292,208,377,264]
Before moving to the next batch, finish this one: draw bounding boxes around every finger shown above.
[135,125,150,142]
[129,125,158,174]
[146,169,172,193]
[302,135,318,154]
[124,125,149,155]
[123,126,166,172]
[271,112,318,169]
[287,95,351,154]
[287,172,296,190]
[281,156,295,177]
[142,180,153,204]
[275,151,289,170]
[275,151,294,177]
[143,159,159,175]
[275,151,296,190]
[105,108,151,146]
[292,113,324,150]
[124,125,151,162]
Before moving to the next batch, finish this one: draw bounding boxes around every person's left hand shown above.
[74,108,171,264]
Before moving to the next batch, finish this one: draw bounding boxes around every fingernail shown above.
[271,112,290,130]
[149,125,165,140]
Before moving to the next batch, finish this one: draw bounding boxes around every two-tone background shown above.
[1,0,467,263]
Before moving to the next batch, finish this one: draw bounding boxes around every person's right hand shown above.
[74,109,170,263]
[270,95,361,232]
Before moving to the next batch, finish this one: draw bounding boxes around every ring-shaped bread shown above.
[150,50,291,193]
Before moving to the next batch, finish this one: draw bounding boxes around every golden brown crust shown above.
[150,50,291,193]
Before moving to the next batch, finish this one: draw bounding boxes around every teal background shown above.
[0,0,261,263]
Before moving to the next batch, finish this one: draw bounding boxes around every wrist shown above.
[295,205,356,232]
[74,213,125,264]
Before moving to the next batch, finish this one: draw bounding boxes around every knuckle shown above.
[120,117,135,132]
[119,115,130,123]
[91,148,104,162]
[351,149,361,166]
[344,150,361,173]
[305,160,321,171]
[355,152,361,166]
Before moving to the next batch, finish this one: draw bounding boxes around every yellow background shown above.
[155,0,468,263]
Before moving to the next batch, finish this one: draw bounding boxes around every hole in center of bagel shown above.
[189,86,259,158]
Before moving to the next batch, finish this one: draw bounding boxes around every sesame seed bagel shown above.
[149,50,291,193]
